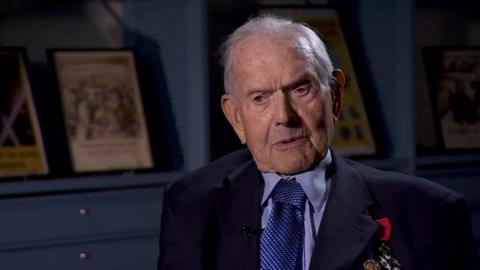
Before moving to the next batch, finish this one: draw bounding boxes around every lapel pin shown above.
[241,225,262,238]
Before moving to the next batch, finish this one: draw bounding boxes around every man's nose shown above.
[273,90,300,127]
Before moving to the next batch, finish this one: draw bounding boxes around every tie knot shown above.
[271,178,306,209]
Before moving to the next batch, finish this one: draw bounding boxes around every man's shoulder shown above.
[166,148,252,199]
[337,156,477,268]
[340,156,463,203]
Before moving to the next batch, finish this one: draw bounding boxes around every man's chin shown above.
[269,157,319,175]
[253,146,322,174]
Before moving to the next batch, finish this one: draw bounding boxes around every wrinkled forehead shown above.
[233,34,306,62]
[231,35,311,75]
[230,35,318,90]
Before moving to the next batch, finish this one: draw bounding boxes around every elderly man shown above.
[158,15,477,270]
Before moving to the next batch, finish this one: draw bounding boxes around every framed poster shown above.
[423,47,480,150]
[0,48,49,177]
[50,49,154,172]
[260,9,376,156]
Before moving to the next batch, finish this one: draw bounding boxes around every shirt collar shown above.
[260,149,332,212]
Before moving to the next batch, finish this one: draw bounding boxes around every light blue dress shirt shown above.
[260,150,332,270]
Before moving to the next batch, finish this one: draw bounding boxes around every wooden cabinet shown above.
[0,173,179,270]
[0,237,159,270]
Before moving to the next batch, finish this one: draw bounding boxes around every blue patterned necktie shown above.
[260,178,307,270]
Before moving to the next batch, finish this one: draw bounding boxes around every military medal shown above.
[377,242,401,270]
[363,259,381,270]
[363,218,402,270]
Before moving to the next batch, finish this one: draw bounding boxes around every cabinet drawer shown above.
[0,187,164,249]
[0,236,159,270]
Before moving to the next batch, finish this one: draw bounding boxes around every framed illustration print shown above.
[0,47,49,177]
[50,49,154,172]
[260,8,377,156]
[423,47,480,150]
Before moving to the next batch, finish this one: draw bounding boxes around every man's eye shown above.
[293,85,310,96]
[253,94,267,103]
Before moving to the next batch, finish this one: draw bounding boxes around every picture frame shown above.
[0,47,49,177]
[49,49,154,173]
[423,47,480,150]
[259,8,377,157]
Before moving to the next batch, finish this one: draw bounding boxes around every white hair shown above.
[219,14,334,94]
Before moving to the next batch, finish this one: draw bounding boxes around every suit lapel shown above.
[214,159,263,270]
[309,151,379,270]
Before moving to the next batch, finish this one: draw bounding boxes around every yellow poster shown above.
[0,50,49,177]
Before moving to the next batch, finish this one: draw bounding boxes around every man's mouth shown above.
[274,136,307,149]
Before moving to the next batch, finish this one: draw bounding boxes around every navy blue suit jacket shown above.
[158,149,478,269]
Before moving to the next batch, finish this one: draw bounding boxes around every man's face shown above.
[222,36,343,174]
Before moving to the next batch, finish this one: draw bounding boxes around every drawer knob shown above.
[79,208,89,216]
[79,251,89,260]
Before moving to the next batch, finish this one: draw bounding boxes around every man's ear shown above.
[221,93,247,144]
[331,69,345,121]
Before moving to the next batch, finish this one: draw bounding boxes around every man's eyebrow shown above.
[245,74,312,96]
[281,74,312,91]
[245,88,273,97]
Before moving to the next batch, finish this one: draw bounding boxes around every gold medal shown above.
[363,259,381,270]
